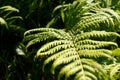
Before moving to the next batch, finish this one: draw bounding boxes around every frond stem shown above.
[68,30,86,80]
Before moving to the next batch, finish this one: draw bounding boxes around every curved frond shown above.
[59,1,120,32]
[24,28,72,50]
[75,31,120,41]
[0,5,22,25]
[36,40,73,54]
[79,49,112,56]
[76,39,118,46]
[37,43,73,57]
[24,28,62,36]
[23,31,66,44]
[24,27,119,80]
[24,28,70,39]
[77,43,117,50]
[31,28,116,80]
[72,12,115,33]
[0,6,19,12]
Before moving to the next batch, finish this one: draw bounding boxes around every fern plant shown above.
[0,5,25,51]
[23,0,120,80]
[0,6,26,80]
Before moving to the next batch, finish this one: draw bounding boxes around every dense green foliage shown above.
[0,0,120,80]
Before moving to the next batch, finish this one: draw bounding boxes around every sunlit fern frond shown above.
[23,0,120,80]
[0,5,24,38]
[78,49,112,58]
[74,31,120,41]
[23,28,71,51]
[0,6,19,12]
[23,27,119,80]
[0,6,22,24]
[35,38,110,80]
[24,28,67,37]
[72,13,115,33]
[71,7,120,32]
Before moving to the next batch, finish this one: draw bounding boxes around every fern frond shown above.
[37,44,73,57]
[23,1,120,80]
[0,6,20,20]
[77,42,118,50]
[24,28,60,36]
[6,16,23,21]
[0,5,22,25]
[61,1,120,32]
[78,49,113,58]
[30,28,118,80]
[23,31,66,44]
[102,8,120,23]
[24,28,73,50]
[24,28,70,40]
[76,39,118,46]
[36,40,72,53]
[72,13,115,33]
[26,34,58,50]
[75,31,120,41]
[0,6,19,13]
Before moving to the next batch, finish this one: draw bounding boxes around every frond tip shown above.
[0,6,19,12]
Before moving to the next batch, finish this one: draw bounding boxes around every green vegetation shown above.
[0,0,120,80]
